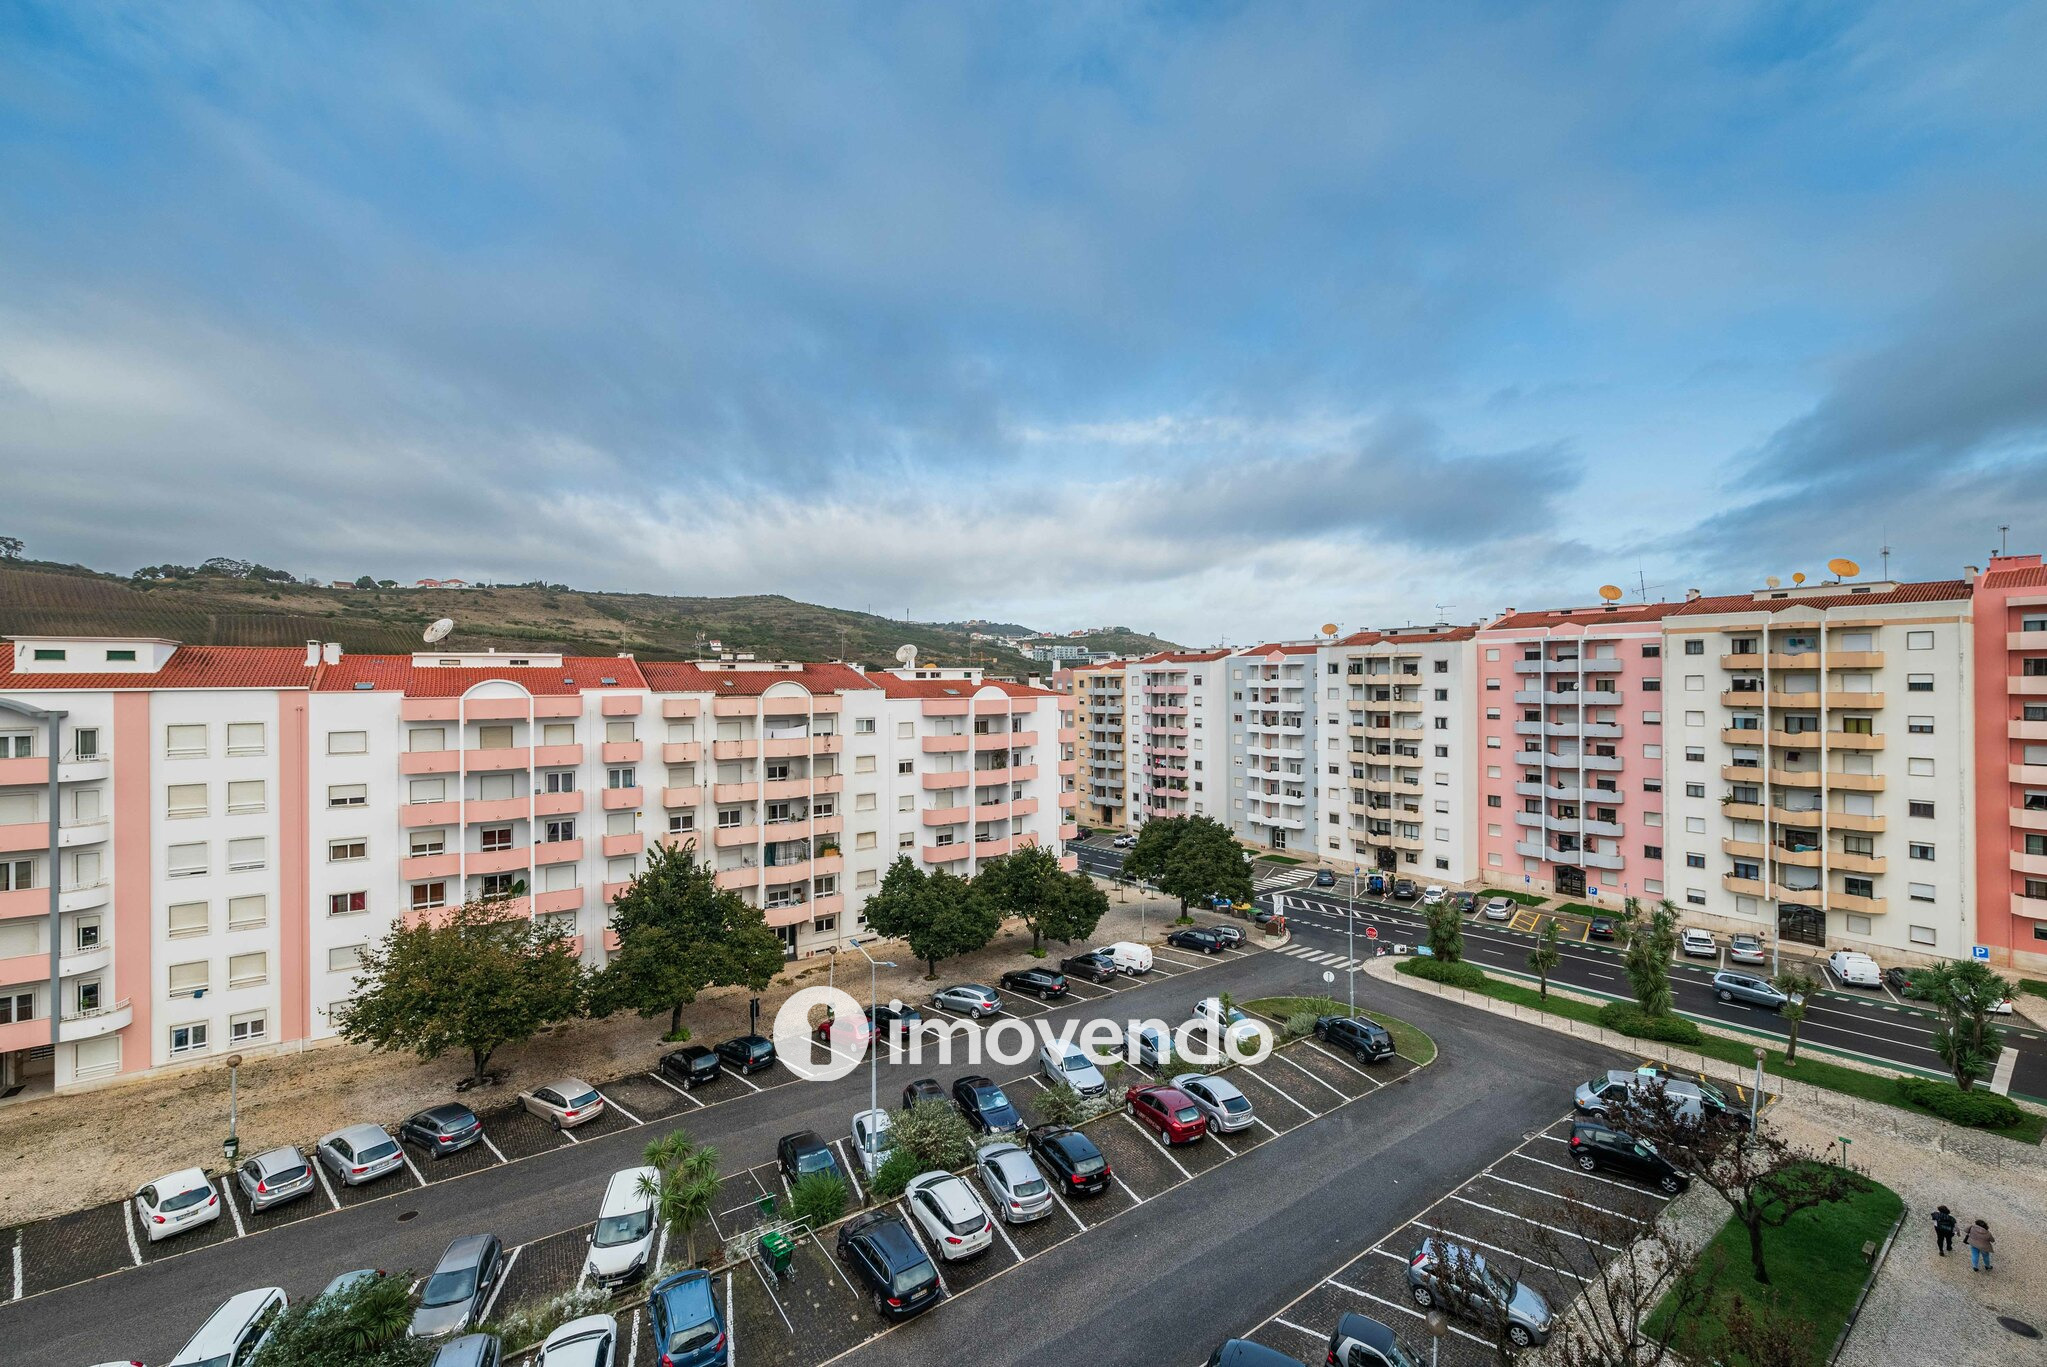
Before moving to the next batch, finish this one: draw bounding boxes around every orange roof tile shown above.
[1670,580,1970,616]
[1483,601,1685,631]
[0,644,317,691]
[638,661,877,695]
[1979,562,2047,589]
[1335,626,1478,646]
[870,674,1062,699]
[1136,650,1231,665]
[1243,642,1320,656]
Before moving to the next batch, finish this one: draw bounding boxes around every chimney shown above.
[1684,588,1701,602]
[321,642,342,665]
[304,639,321,667]
[1965,565,1981,583]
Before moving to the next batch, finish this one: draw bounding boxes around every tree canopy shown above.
[1620,897,1678,1017]
[973,842,1108,951]
[1125,815,1252,914]
[860,857,1001,977]
[1919,959,2013,1090]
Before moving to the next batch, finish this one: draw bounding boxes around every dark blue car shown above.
[648,1269,728,1366]
[952,1075,1023,1133]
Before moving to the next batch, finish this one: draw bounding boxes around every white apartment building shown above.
[1226,644,1320,855]
[1131,651,1231,828]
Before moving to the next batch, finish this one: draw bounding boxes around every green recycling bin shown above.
[758,1230,794,1279]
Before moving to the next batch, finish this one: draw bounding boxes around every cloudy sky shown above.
[4,2,2044,645]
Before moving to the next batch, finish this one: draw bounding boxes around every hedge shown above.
[1597,1001,1706,1045]
[1401,958,1490,990]
[1894,1076,2026,1130]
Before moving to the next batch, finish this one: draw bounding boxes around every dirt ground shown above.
[0,887,1227,1227]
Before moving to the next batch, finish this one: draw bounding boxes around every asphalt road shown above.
[1070,838,2047,1103]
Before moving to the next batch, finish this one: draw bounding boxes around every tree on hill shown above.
[860,857,1001,978]
[353,575,376,589]
[1125,815,1252,917]
[591,840,788,1038]
[973,843,1108,952]
[0,535,22,560]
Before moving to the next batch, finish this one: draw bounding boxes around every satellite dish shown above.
[1764,577,1781,589]
[894,644,918,670]
[1320,623,1338,637]
[1827,557,1861,578]
[423,618,455,644]
[1791,572,1807,584]
[1597,585,1623,602]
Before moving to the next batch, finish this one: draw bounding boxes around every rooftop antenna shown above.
[1633,566,1665,602]
[2000,524,2010,554]
[1879,534,1892,578]
[422,618,455,644]
[1433,603,1454,624]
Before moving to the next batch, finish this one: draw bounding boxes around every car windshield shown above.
[1071,1152,1106,1175]
[974,1086,1010,1110]
[1221,1094,1251,1114]
[421,1267,477,1307]
[1172,1105,1201,1123]
[595,1208,652,1246]
[269,1164,310,1184]
[666,1319,721,1354]
[357,1140,399,1164]
[890,1261,936,1295]
[1062,1055,1091,1072]
[797,1149,836,1174]
[159,1185,210,1213]
[564,1090,600,1109]
[1011,1174,1046,1197]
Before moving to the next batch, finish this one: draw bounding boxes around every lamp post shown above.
[1424,1309,1449,1367]
[1347,865,1359,1015]
[1751,1045,1765,1131]
[845,939,894,1122]
[223,1053,244,1163]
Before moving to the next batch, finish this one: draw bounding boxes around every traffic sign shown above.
[1971,945,1991,962]
[1365,925,1378,940]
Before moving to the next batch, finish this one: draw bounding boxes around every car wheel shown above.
[1508,1326,1534,1349]
[1575,1152,1597,1172]
[1717,989,1733,1002]
[1410,1284,1435,1309]
[1313,1024,1327,1041]
[1659,1174,1684,1194]
[872,1291,890,1316]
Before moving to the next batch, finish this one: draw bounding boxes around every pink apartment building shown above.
[1972,554,2047,974]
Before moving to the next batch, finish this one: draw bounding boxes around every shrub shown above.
[789,1172,848,1228]
[1282,1011,1319,1043]
[1597,1001,1704,1045]
[1894,1075,2026,1130]
[869,1149,921,1200]
[892,1099,976,1171]
[1037,1079,1083,1127]
[1400,958,1490,990]
[482,1285,612,1355]
[251,1273,428,1367]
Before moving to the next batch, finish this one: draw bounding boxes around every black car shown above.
[1026,1123,1111,1196]
[400,1103,483,1159]
[714,1035,776,1075]
[1208,923,1246,948]
[868,1002,925,1045]
[1884,965,1933,999]
[952,1075,1023,1133]
[1060,950,1120,984]
[1569,1121,1688,1194]
[658,1044,723,1090]
[1588,916,1617,941]
[902,1077,948,1110]
[1454,891,1478,915]
[836,1210,942,1320]
[1313,1015,1396,1064]
[1166,928,1225,954]
[999,966,1068,1000]
[777,1130,842,1185]
[1391,878,1418,900]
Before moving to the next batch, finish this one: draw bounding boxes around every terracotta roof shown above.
[1136,650,1231,665]
[1336,626,1479,646]
[1483,601,1685,632]
[1670,579,1970,616]
[1243,642,1320,656]
[314,655,649,695]
[638,661,877,695]
[0,644,318,691]
[870,674,1061,699]
[1980,560,2047,589]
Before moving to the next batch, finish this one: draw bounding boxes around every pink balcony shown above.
[1059,823,1079,841]
[764,856,839,885]
[603,879,633,904]
[533,743,584,768]
[602,787,644,810]
[603,832,645,857]
[400,749,460,775]
[0,822,46,854]
[712,739,758,760]
[811,892,845,919]
[401,698,460,721]
[922,806,969,826]
[535,790,583,818]
[464,698,530,721]
[535,886,584,914]
[922,735,969,753]
[601,695,642,716]
[762,899,811,928]
[2016,806,2047,834]
[0,886,43,921]
[974,836,1014,857]
[1058,727,1077,744]
[713,824,759,848]
[601,741,643,764]
[923,844,971,864]
[1058,791,1078,810]
[975,731,1034,751]
[534,697,581,718]
[1011,797,1039,817]
[0,952,47,988]
[401,800,459,828]
[923,770,970,790]
[401,852,461,881]
[406,896,528,928]
[660,741,702,764]
[715,866,759,890]
[662,698,700,718]
[1058,759,1078,777]
[562,933,586,957]
[0,1016,47,1053]
[467,747,532,773]
[533,838,582,866]
[713,699,756,717]
[603,928,622,951]
[0,756,48,788]
[759,696,815,716]
[473,845,532,874]
[662,786,704,808]
[2013,893,2047,922]
[713,782,758,803]
[1059,854,1078,873]
[466,795,528,824]
[921,699,971,716]
[762,735,821,757]
[1006,765,1040,782]
[754,778,803,802]
[812,814,844,838]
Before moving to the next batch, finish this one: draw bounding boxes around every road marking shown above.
[895,1203,952,1297]
[120,1198,141,1266]
[1301,1037,1378,1082]
[1511,1151,1663,1192]
[1271,1316,1321,1341]
[400,1149,428,1184]
[1121,1113,1195,1181]
[1326,1281,1493,1346]
[725,1270,736,1362]
[1272,1050,1349,1100]
[627,1309,639,1367]
[1990,1046,2019,1096]
[728,1068,765,1093]
[835,1140,865,1203]
[1480,1171,1644,1222]
[980,1192,1024,1262]
[602,1091,643,1127]
[479,1245,519,1322]
[1448,1193,1621,1249]
[645,1070,706,1108]
[559,1124,581,1144]
[1251,1114,1284,1139]
[1113,1172,1147,1205]
[1234,1062,1318,1117]
[653,1223,670,1279]
[746,1249,794,1332]
[1406,1219,1579,1279]
[223,1180,247,1238]
[313,1159,342,1210]
[11,1227,20,1302]
[1049,1187,1088,1231]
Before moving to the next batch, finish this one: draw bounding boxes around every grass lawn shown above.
[2020,977,2047,1000]
[1476,887,1548,906]
[1243,995,1437,1066]
[1392,960,2046,1145]
[1553,901,1611,918]
[1257,853,1304,865]
[1645,1168,1902,1366]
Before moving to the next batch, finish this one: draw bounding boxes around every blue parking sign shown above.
[1972,945,1990,962]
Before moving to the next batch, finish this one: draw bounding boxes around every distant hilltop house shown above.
[412,578,473,589]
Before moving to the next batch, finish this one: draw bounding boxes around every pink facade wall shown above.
[111,693,152,1072]
[1971,556,2047,969]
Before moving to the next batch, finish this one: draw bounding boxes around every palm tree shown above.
[1527,919,1562,1001]
[1771,966,1820,1065]
[637,1130,723,1268]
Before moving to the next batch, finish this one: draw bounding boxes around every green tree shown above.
[0,535,22,560]
[1771,966,1820,1065]
[638,1129,722,1266]
[1127,816,1252,918]
[892,1097,977,1170]
[251,1268,428,1367]
[861,858,1000,978]
[352,574,376,589]
[592,840,787,1038]
[1122,817,1189,885]
[333,895,585,1084]
[1621,898,1677,1017]
[974,844,1107,952]
[1527,919,1562,1001]
[1424,894,1465,963]
[1919,960,2013,1090]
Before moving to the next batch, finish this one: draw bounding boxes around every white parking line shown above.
[895,1203,952,1296]
[627,1309,640,1367]
[223,1181,247,1238]
[1151,948,1216,969]
[725,1270,736,1363]
[645,1070,706,1108]
[1049,1188,1088,1232]
[120,1199,142,1266]
[1120,1114,1195,1181]
[1328,1280,1492,1346]
[479,1245,519,1322]
[1271,1316,1322,1342]
[1113,1172,1147,1205]
[1407,1219,1579,1279]
[12,1228,21,1301]
[400,1149,428,1183]
[728,1068,765,1093]
[990,987,1054,1015]
[1251,1114,1284,1139]
[313,1159,342,1210]
[654,1224,670,1279]
[835,1140,866,1203]
[1511,1151,1664,1193]
[1448,1194,1621,1250]
[559,1125,581,1145]
[980,1193,1024,1262]
[747,1252,795,1332]
[1271,1050,1349,1101]
[1234,1063,1318,1117]
[1480,1171,1644,1223]
[1300,1037,1378,1082]
[602,1091,643,1127]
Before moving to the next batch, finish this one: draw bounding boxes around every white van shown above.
[1104,941,1153,975]
[583,1166,659,1289]
[169,1287,287,1367]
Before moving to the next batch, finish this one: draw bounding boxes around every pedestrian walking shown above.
[1931,1205,1956,1256]
[1964,1219,1995,1271]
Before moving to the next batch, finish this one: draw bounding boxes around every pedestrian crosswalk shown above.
[1273,943,1368,971]
[1253,866,1321,894]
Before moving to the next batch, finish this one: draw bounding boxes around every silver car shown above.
[236,1145,317,1211]
[976,1141,1053,1223]
[1483,897,1514,921]
[519,1078,606,1130]
[317,1122,407,1186]
[1712,971,1789,1010]
[1170,1073,1255,1133]
[1728,934,1766,965]
[931,983,1002,1018]
[1406,1237,1553,1349]
[1039,1041,1107,1097]
[411,1233,505,1340]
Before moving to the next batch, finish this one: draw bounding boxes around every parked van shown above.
[583,1166,659,1289]
[1104,941,1153,975]
[169,1287,288,1367]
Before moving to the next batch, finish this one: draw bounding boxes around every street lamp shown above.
[1424,1309,1449,1367]
[845,939,895,1123]
[222,1053,244,1163]
[1750,1045,1765,1131]
[1347,865,1359,1015]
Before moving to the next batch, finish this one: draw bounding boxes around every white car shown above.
[583,1166,658,1289]
[1169,1073,1255,1133]
[1679,929,1718,959]
[536,1313,619,1367]
[1728,934,1766,965]
[1827,950,1882,987]
[1483,897,1514,921]
[1113,834,1137,849]
[850,1108,894,1177]
[903,1171,993,1260]
[1039,1042,1107,1098]
[975,1142,1053,1223]
[1189,997,1262,1050]
[135,1168,222,1242]
[167,1287,287,1367]
[1420,885,1447,906]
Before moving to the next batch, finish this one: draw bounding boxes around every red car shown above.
[1125,1085,1208,1145]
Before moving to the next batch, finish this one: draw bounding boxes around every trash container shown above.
[758,1230,794,1279]
[756,1192,777,1219]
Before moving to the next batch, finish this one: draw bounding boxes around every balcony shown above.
[402,851,462,881]
[2016,848,2047,878]
[601,741,643,764]
[58,882,108,913]
[1720,728,1767,747]
[714,782,758,803]
[1827,891,1887,917]
[534,790,582,818]
[58,998,131,1042]
[601,832,643,858]
[538,837,587,865]
[463,845,523,875]
[1719,653,1763,671]
[765,854,842,885]
[923,735,970,754]
[57,756,111,784]
[0,950,48,988]
[468,746,534,773]
[1722,837,1764,860]
[1513,811,1542,829]
[400,748,461,776]
[766,733,839,758]
[977,730,1036,750]
[714,865,759,891]
[662,742,703,763]
[465,795,528,824]
[1832,851,1887,875]
[1581,819,1624,838]
[1580,850,1625,871]
[603,879,633,904]
[923,844,971,864]
[1769,844,1822,869]
[1512,841,1551,861]
[711,739,758,761]
[602,786,644,810]
[0,756,50,788]
[2012,720,2047,742]
[2011,892,2047,922]
[713,824,759,848]
[1512,721,1544,737]
[0,821,46,854]
[661,697,700,718]
[1722,875,1765,897]
[922,805,969,826]
[535,886,584,914]
[1824,809,1886,833]
[1720,764,1765,783]
[2016,806,2047,834]
[921,771,971,791]
[662,785,704,808]
[2012,763,2047,787]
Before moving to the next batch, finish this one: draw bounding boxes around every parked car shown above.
[1313,1014,1396,1063]
[535,1314,617,1367]
[1204,1341,1306,1366]
[584,1166,658,1288]
[933,983,1003,1016]
[1568,1122,1688,1194]
[316,1123,406,1187]
[1420,885,1446,906]
[866,1002,925,1045]
[1391,878,1418,900]
[1127,1022,1172,1068]
[1482,896,1514,922]
[1827,950,1882,987]
[1588,915,1617,940]
[836,1210,942,1319]
[1883,965,1926,998]
[1104,941,1154,974]
[1059,950,1120,983]
[519,1078,606,1131]
[714,1034,777,1074]
[901,1077,948,1109]
[1209,922,1246,948]
[1325,1312,1419,1367]
[1454,891,1478,914]
[777,1130,842,1185]
[322,1269,386,1299]
[1000,966,1068,999]
[660,1044,724,1089]
[904,1171,994,1260]
[1113,833,1137,849]
[1679,928,1718,958]
[400,1103,484,1159]
[976,1141,1053,1223]
[1125,1084,1208,1145]
[1171,1073,1255,1133]
[1728,933,1767,965]
[1711,970,1790,1010]
[1040,1041,1108,1097]
[1576,1069,1745,1129]
[235,1145,316,1211]
[850,1108,893,1177]
[952,1075,1023,1133]
[647,1269,728,1367]
[410,1234,505,1339]
[1314,869,1337,887]
[166,1287,287,1367]
[1167,927,1226,954]
[428,1334,504,1367]
[1406,1237,1554,1348]
[1026,1122,1111,1195]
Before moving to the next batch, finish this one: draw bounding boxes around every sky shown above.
[3,2,2046,647]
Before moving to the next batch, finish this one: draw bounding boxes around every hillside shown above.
[0,560,1180,666]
